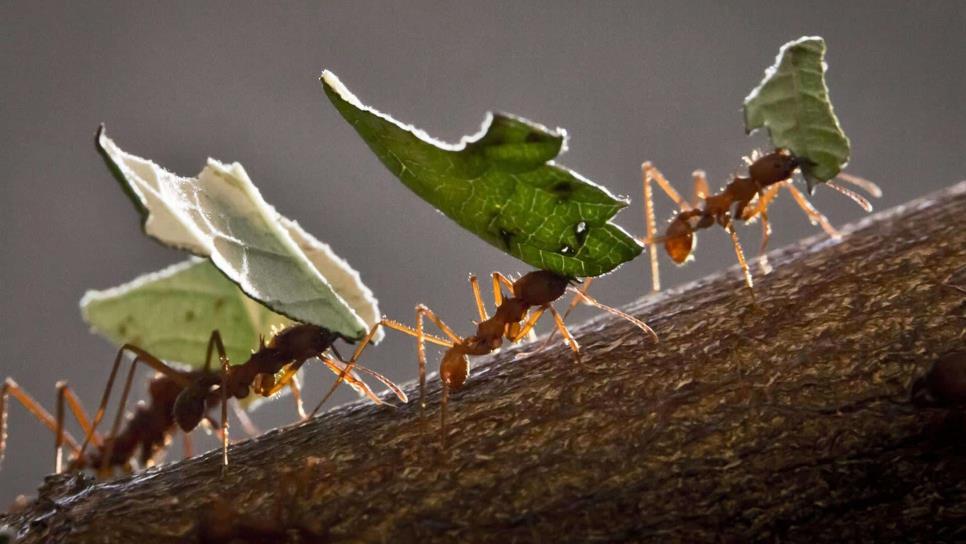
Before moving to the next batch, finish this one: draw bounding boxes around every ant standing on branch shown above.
[0,323,404,480]
[641,148,881,296]
[321,270,657,448]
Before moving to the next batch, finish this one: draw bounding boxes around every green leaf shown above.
[322,71,642,278]
[744,36,850,192]
[96,126,382,342]
[81,258,292,368]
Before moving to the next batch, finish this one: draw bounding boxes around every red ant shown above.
[1,324,402,481]
[323,270,656,447]
[640,148,881,295]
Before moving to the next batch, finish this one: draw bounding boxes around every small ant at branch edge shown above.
[324,270,657,448]
[640,148,881,298]
[1,323,403,482]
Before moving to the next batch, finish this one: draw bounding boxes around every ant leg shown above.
[55,381,99,473]
[537,277,596,350]
[203,330,226,373]
[834,172,882,199]
[182,430,193,459]
[692,170,710,206]
[220,354,230,468]
[568,288,658,343]
[100,353,144,475]
[309,317,454,417]
[825,179,874,212]
[289,373,306,420]
[308,321,391,418]
[415,305,465,416]
[319,356,407,405]
[440,384,450,451]
[1,378,81,473]
[469,274,489,322]
[79,345,189,462]
[548,306,581,363]
[725,223,756,301]
[231,402,260,437]
[783,183,839,238]
[491,272,516,306]
[757,209,774,275]
[743,184,780,275]
[509,307,546,343]
[641,162,690,292]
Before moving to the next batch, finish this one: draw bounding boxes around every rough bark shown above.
[3,182,965,544]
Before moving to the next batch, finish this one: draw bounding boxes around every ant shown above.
[1,343,222,479]
[640,148,881,295]
[322,270,656,447]
[169,323,406,467]
[1,324,402,481]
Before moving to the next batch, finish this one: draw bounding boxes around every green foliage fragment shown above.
[322,71,642,278]
[81,258,292,368]
[744,36,851,191]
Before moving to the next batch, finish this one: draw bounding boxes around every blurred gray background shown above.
[1,1,963,503]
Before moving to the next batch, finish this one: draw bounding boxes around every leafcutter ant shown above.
[321,270,656,447]
[1,342,221,479]
[640,148,881,295]
[170,324,406,467]
[0,324,402,482]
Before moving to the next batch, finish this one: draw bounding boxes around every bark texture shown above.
[3,182,965,543]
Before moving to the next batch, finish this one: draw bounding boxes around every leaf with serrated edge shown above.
[81,258,292,368]
[322,71,642,278]
[96,126,381,342]
[744,36,850,192]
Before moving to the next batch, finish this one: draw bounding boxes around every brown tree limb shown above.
[3,182,965,543]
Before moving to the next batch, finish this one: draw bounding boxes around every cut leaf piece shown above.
[744,36,850,192]
[322,71,642,278]
[96,126,381,342]
[80,258,292,368]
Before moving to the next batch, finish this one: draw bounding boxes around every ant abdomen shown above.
[514,270,569,306]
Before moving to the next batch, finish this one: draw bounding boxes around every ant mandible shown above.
[322,270,656,447]
[640,148,881,295]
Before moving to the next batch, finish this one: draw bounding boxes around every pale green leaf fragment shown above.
[744,36,850,191]
[96,127,381,342]
[80,258,292,368]
[322,71,642,278]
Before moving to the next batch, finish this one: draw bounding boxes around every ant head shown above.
[440,350,469,391]
[514,270,570,306]
[749,148,799,186]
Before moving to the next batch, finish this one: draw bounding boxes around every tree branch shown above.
[4,182,965,543]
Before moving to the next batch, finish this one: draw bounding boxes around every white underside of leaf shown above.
[98,130,380,342]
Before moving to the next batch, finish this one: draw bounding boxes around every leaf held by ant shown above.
[322,70,642,278]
